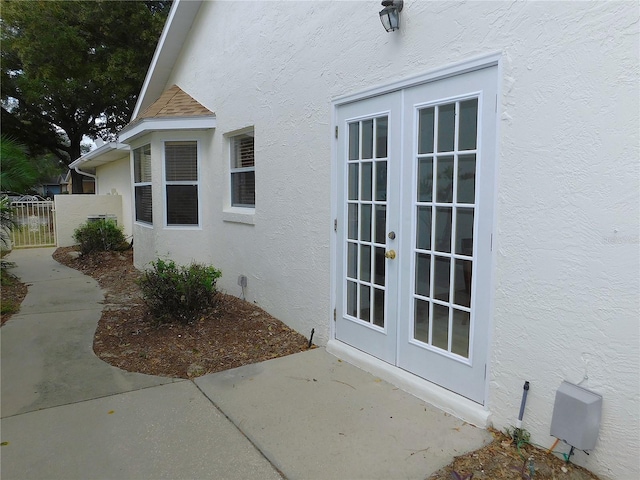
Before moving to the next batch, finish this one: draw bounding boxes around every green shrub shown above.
[73,219,126,254]
[139,259,222,324]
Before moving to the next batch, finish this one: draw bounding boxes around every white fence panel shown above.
[11,201,56,248]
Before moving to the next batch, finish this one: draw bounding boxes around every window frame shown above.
[162,139,201,228]
[229,128,255,209]
[133,143,153,226]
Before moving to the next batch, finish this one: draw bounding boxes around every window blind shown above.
[165,141,197,181]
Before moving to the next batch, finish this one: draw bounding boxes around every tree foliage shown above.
[1,0,171,191]
[0,135,38,193]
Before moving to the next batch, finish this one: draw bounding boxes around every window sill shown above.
[223,207,255,225]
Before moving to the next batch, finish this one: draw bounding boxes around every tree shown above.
[0,135,38,193]
[1,0,171,192]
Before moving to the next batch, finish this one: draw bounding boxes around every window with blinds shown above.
[133,144,152,224]
[165,141,199,226]
[230,132,255,207]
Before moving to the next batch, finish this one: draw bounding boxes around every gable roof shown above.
[132,0,203,120]
[138,84,213,119]
[119,84,216,144]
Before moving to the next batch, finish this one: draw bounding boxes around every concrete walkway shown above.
[1,248,491,479]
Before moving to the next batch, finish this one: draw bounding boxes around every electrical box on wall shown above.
[550,381,602,451]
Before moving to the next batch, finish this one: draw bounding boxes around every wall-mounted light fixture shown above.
[379,0,403,32]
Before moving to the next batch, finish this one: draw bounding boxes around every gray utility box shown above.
[550,381,602,451]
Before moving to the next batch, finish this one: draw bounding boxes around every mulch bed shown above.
[52,246,311,379]
[1,264,28,326]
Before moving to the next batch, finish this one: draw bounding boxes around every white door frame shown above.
[329,52,502,419]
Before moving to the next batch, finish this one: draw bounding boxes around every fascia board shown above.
[69,142,131,168]
[118,116,216,144]
[132,0,204,120]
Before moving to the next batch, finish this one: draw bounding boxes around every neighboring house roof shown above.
[119,84,216,144]
[132,0,203,120]
[69,142,131,170]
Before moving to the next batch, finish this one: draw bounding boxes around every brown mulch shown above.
[52,246,311,379]
[13,247,600,480]
[429,428,600,479]
[1,264,28,326]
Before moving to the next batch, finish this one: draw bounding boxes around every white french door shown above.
[335,66,497,404]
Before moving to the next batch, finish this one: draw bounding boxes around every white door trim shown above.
[333,52,502,107]
[330,54,502,411]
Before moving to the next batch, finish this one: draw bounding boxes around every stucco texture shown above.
[128,2,639,478]
[55,195,123,248]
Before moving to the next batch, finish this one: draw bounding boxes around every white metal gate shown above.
[10,201,57,248]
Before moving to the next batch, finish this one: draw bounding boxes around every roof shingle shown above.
[137,85,213,120]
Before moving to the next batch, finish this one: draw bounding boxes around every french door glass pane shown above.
[374,247,386,286]
[418,107,435,154]
[375,161,387,201]
[458,99,478,151]
[437,103,455,152]
[347,243,357,279]
[347,281,358,317]
[362,120,374,159]
[451,309,470,358]
[417,158,433,202]
[435,207,452,253]
[376,117,388,158]
[348,164,359,200]
[453,259,472,308]
[348,204,358,240]
[360,245,371,282]
[361,204,372,242]
[436,156,454,203]
[373,288,385,327]
[360,284,371,322]
[455,208,474,256]
[416,206,432,250]
[361,162,373,201]
[414,299,430,343]
[432,304,449,350]
[349,123,359,160]
[457,154,476,204]
[415,253,431,297]
[374,205,386,244]
[433,256,450,302]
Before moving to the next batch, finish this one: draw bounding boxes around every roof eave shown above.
[118,115,217,144]
[69,142,131,169]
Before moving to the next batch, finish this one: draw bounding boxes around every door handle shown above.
[384,250,396,260]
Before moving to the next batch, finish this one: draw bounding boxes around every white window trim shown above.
[225,127,256,212]
[132,143,153,227]
[162,139,202,229]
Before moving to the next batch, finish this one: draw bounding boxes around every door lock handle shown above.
[384,250,396,260]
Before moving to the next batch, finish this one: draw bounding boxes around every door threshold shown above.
[327,339,491,428]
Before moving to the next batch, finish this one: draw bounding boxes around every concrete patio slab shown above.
[1,381,282,480]
[195,348,493,480]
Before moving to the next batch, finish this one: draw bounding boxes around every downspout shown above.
[73,166,97,194]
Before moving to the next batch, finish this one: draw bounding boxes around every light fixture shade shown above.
[379,7,396,32]
[379,1,402,32]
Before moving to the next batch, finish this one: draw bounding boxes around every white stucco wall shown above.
[130,2,639,477]
[95,156,133,239]
[54,194,123,247]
